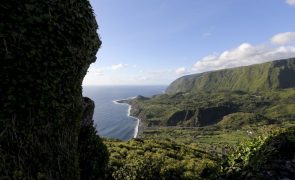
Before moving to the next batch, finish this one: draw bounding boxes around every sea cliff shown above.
[167,58,295,94]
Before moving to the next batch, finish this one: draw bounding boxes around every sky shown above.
[83,0,295,85]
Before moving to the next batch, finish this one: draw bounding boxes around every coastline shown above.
[113,97,141,139]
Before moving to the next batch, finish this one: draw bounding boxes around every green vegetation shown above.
[1,1,294,179]
[166,58,295,94]
[223,127,295,179]
[105,138,219,180]
[110,58,295,179]
[104,126,295,179]
[0,1,107,179]
[129,88,295,127]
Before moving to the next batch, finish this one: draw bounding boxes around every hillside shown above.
[106,58,295,179]
[109,92,295,179]
[166,58,295,94]
[129,88,295,128]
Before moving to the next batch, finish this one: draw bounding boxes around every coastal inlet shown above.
[113,97,140,139]
[82,85,166,140]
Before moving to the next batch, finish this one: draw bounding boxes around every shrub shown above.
[222,127,295,179]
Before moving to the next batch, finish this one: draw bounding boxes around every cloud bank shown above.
[192,32,295,73]
[84,32,295,85]
[286,0,295,5]
[175,67,187,75]
[271,32,295,45]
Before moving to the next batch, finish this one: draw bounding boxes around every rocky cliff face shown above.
[166,110,195,126]
[79,97,108,180]
[167,58,295,94]
[195,104,238,126]
[164,104,237,127]
[0,1,107,179]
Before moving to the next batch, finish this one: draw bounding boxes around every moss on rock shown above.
[0,1,106,179]
[79,97,109,180]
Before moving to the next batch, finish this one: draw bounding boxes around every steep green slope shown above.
[166,58,295,94]
[129,88,295,128]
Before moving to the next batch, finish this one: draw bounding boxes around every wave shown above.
[113,97,140,138]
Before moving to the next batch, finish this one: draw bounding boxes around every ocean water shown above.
[82,85,166,140]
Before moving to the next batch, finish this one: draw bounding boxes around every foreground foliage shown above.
[105,126,295,179]
[223,127,295,179]
[111,86,295,179]
[105,138,218,180]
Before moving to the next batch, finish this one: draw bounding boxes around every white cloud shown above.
[88,67,104,76]
[286,0,295,5]
[111,63,128,70]
[192,43,295,73]
[84,32,295,85]
[271,32,295,45]
[83,67,104,85]
[83,64,130,85]
[175,67,187,75]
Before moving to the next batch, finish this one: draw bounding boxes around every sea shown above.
[82,85,166,141]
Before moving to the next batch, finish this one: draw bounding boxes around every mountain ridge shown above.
[166,58,295,94]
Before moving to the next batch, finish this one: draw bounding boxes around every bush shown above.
[105,139,218,180]
[222,127,295,179]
